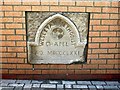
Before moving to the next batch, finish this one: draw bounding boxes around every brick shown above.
[83,64,98,69]
[88,54,98,59]
[9,70,26,74]
[1,70,8,74]
[5,12,22,17]
[34,65,49,69]
[107,60,119,64]
[94,1,110,6]
[0,24,4,29]
[102,8,118,13]
[106,70,119,74]
[110,26,119,31]
[0,35,5,40]
[112,2,119,7]
[93,26,109,31]
[0,47,7,52]
[14,18,25,22]
[92,38,108,42]
[1,53,16,57]
[2,64,16,69]
[90,20,100,25]
[23,0,40,5]
[16,41,26,46]
[93,14,109,19]
[67,65,82,69]
[76,1,93,6]
[5,24,22,29]
[17,53,27,58]
[109,37,118,42]
[17,64,32,69]
[1,41,15,46]
[101,32,116,36]
[115,65,119,69]
[16,30,26,34]
[100,43,116,48]
[8,47,24,52]
[75,70,90,74]
[42,70,49,74]
[1,58,8,63]
[7,58,24,63]
[50,65,66,69]
[1,30,14,35]
[60,0,75,6]
[91,70,106,74]
[14,6,31,11]
[0,18,13,22]
[108,49,119,53]
[0,6,13,11]
[91,60,106,64]
[87,7,101,12]
[0,12,4,16]
[68,7,85,12]
[92,49,107,53]
[58,70,74,74]
[41,0,58,5]
[26,70,41,74]
[89,32,99,36]
[7,35,23,40]
[110,14,119,19]
[50,6,67,12]
[102,20,118,25]
[4,0,21,5]
[99,54,114,59]
[99,65,114,69]
[88,43,99,48]
[49,70,58,74]
[115,54,120,59]
[32,6,49,11]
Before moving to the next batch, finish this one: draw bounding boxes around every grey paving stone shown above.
[49,80,61,84]
[65,84,72,88]
[91,81,106,85]
[118,86,120,89]
[41,84,56,88]
[57,89,64,90]
[0,83,8,86]
[88,85,96,90]
[31,80,43,84]
[62,81,76,84]
[1,87,14,90]
[65,89,80,90]
[103,85,119,90]
[14,87,23,90]
[32,84,40,88]
[16,80,31,84]
[2,80,16,83]
[73,85,88,89]
[96,85,103,90]
[17,84,24,87]
[77,81,91,85]
[105,81,120,85]
[24,84,32,88]
[57,84,64,88]
[8,84,18,87]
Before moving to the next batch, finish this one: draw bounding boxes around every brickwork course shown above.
[0,0,120,79]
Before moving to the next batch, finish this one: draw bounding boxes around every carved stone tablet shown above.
[26,12,89,64]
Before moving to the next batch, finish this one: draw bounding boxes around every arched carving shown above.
[35,14,81,45]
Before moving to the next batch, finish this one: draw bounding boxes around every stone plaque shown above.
[26,12,89,64]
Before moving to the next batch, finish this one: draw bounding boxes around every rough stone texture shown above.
[26,12,89,64]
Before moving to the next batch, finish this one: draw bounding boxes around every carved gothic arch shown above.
[35,13,81,45]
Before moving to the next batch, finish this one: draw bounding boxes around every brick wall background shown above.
[0,0,119,80]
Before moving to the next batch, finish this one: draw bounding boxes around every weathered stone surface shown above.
[26,12,89,64]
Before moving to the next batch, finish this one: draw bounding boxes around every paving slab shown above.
[41,84,56,88]
[96,85,103,90]
[65,84,72,88]
[105,81,120,85]
[16,80,31,84]
[31,80,43,84]
[2,80,16,83]
[88,85,97,90]
[103,85,119,90]
[73,85,88,89]
[49,80,61,84]
[1,87,14,90]
[91,81,106,85]
[32,84,40,88]
[77,81,91,85]
[62,81,76,84]
[14,87,23,90]
[57,84,64,88]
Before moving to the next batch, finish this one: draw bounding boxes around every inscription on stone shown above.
[26,12,89,64]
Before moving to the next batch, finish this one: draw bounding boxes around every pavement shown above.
[0,79,120,90]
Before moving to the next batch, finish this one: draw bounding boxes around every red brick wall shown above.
[1,0,119,80]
